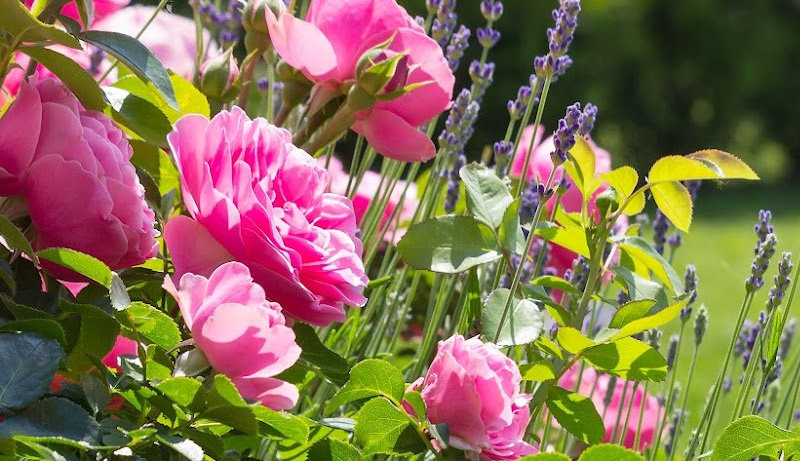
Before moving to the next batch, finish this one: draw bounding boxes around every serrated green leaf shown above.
[21,47,105,111]
[710,416,800,461]
[308,438,362,461]
[578,444,645,460]
[156,377,206,411]
[0,397,100,445]
[608,299,658,329]
[557,327,595,355]
[398,216,501,273]
[611,297,689,340]
[546,386,604,445]
[59,301,119,375]
[252,406,309,443]
[686,149,759,180]
[81,375,109,415]
[460,163,513,229]
[617,236,684,294]
[353,398,426,456]
[0,215,37,263]
[651,181,693,232]
[534,221,590,258]
[624,189,647,216]
[104,87,172,147]
[202,375,258,435]
[294,323,349,386]
[116,302,180,351]
[156,434,204,461]
[600,166,639,198]
[649,155,723,183]
[520,454,571,461]
[520,361,556,382]
[0,0,81,48]
[564,136,597,198]
[531,275,581,294]
[37,248,111,288]
[80,30,177,109]
[583,337,668,381]
[0,319,66,346]
[482,288,544,346]
[325,359,405,414]
[0,333,63,411]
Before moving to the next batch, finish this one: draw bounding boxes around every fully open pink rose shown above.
[323,156,418,243]
[164,262,301,410]
[559,366,663,451]
[0,79,158,279]
[164,108,368,326]
[416,335,536,460]
[266,0,454,162]
[24,0,129,25]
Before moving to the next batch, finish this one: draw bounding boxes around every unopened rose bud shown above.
[355,48,409,97]
[200,48,240,101]
[243,0,285,52]
[595,187,619,215]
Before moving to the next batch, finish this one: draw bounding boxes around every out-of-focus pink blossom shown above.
[24,0,129,26]
[164,262,301,410]
[413,335,536,460]
[266,0,454,162]
[164,108,367,326]
[0,79,158,279]
[559,365,663,451]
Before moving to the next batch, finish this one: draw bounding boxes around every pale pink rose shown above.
[559,366,663,451]
[102,335,138,372]
[416,335,536,460]
[0,79,158,279]
[266,0,454,162]
[94,5,217,79]
[24,0,129,25]
[164,262,301,410]
[323,156,418,243]
[511,125,624,276]
[164,108,368,326]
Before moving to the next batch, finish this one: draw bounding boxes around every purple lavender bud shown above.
[722,378,732,392]
[578,102,597,136]
[480,0,504,22]
[550,102,583,165]
[682,264,698,318]
[493,140,513,173]
[432,9,458,49]
[755,209,775,244]
[426,0,442,14]
[477,27,501,49]
[220,29,239,45]
[666,334,679,368]
[519,181,541,225]
[256,77,269,92]
[766,252,793,311]
[87,48,105,76]
[566,256,590,292]
[694,307,707,345]
[746,233,778,293]
[668,233,682,250]
[534,0,580,80]
[469,60,495,84]
[780,318,797,358]
[686,180,702,201]
[652,209,670,255]
[445,25,471,72]
[617,290,629,305]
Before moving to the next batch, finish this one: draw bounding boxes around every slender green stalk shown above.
[633,382,650,451]
[649,323,687,461]
[669,336,701,461]
[618,382,639,445]
[610,380,631,443]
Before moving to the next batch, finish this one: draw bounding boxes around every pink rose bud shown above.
[200,48,241,101]
[415,335,537,460]
[164,262,301,410]
[243,0,285,52]
[0,79,158,280]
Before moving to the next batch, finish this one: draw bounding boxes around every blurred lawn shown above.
[656,183,800,446]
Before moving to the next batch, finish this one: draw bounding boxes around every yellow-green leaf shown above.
[651,181,693,232]
[557,327,595,355]
[623,189,646,216]
[649,156,722,183]
[687,149,759,180]
[564,136,597,198]
[600,166,639,198]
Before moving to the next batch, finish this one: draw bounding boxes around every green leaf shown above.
[79,30,178,109]
[116,302,181,351]
[104,87,172,147]
[37,248,111,288]
[686,149,759,180]
[578,444,645,461]
[81,375,109,415]
[252,406,309,443]
[611,297,690,340]
[353,398,426,456]
[0,215,37,263]
[0,0,81,48]
[156,434,204,461]
[583,337,668,381]
[458,267,482,335]
[608,299,658,329]
[402,390,426,421]
[482,288,544,346]
[156,377,206,411]
[74,0,93,28]
[612,266,668,307]
[398,216,502,273]
[546,386,604,445]
[0,333,64,411]
[531,275,581,294]
[202,375,258,435]
[498,199,526,253]
[21,47,105,111]
[624,189,647,216]
[325,359,405,414]
[617,236,684,294]
[0,397,101,446]
[556,327,595,355]
[520,454,571,461]
[600,166,639,198]
[460,163,513,228]
[308,439,362,461]
[648,150,759,184]
[60,301,119,375]
[113,73,210,123]
[534,221,590,258]
[130,139,180,198]
[651,181,693,232]
[294,323,350,386]
[710,416,800,461]
[0,319,66,347]
[520,361,556,382]
[564,136,597,198]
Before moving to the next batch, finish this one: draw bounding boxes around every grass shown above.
[654,182,800,450]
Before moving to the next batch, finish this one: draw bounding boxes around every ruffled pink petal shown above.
[231,375,299,411]
[265,8,337,81]
[164,215,235,279]
[0,82,42,195]
[352,109,436,162]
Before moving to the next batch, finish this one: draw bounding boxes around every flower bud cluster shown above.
[534,0,580,80]
[551,102,583,165]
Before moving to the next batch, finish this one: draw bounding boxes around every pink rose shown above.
[164,108,368,326]
[94,5,217,79]
[24,0,129,25]
[102,335,138,372]
[3,46,94,99]
[164,262,301,410]
[511,125,624,276]
[416,335,536,460]
[0,79,158,279]
[323,156,418,243]
[559,366,663,451]
[266,0,454,162]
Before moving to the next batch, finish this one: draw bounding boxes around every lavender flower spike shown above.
[551,102,583,165]
[534,0,581,80]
